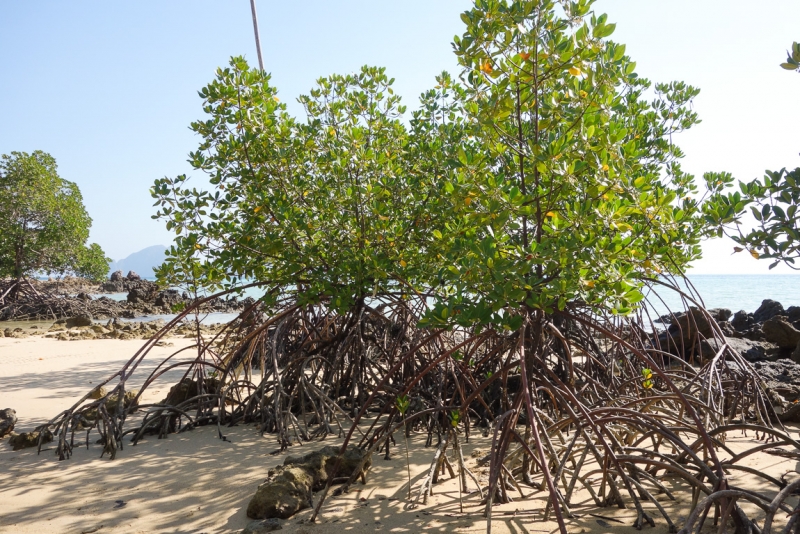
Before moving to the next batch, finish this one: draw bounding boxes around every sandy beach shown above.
[1,335,799,534]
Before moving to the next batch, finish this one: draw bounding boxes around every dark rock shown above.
[126,271,141,281]
[8,430,53,450]
[110,270,125,282]
[718,321,736,337]
[100,280,124,293]
[708,308,732,322]
[66,314,93,328]
[76,292,93,301]
[247,465,314,519]
[0,408,17,438]
[284,444,372,490]
[788,306,800,323]
[246,445,371,520]
[669,307,716,342]
[753,360,800,403]
[754,299,786,323]
[241,518,283,533]
[155,289,182,308]
[762,316,800,349]
[162,378,220,407]
[700,337,779,363]
[741,326,767,342]
[127,288,150,304]
[731,310,754,332]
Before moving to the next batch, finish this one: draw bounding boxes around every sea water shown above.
[643,274,800,318]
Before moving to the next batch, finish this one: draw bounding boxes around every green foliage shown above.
[154,0,710,324]
[704,41,799,269]
[780,41,800,71]
[420,0,706,325]
[75,242,112,282]
[395,395,410,416]
[0,151,108,281]
[153,60,426,309]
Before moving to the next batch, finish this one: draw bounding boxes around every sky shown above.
[1,1,799,274]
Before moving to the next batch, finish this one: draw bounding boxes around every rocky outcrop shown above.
[657,299,800,364]
[246,445,371,520]
[754,299,786,323]
[101,280,124,292]
[762,316,800,349]
[126,271,141,281]
[0,408,17,438]
[731,310,754,331]
[701,337,779,363]
[110,270,125,282]
[65,314,93,328]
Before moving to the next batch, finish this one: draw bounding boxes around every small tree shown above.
[0,151,109,286]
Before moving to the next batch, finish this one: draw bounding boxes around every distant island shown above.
[108,245,167,279]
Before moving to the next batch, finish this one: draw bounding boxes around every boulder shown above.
[127,287,150,304]
[669,307,716,342]
[284,445,372,490]
[731,310,755,332]
[162,378,220,407]
[700,337,779,363]
[110,270,125,282]
[100,280,124,292]
[8,430,52,451]
[88,386,107,400]
[0,408,17,438]
[762,316,800,349]
[126,271,141,281]
[246,445,371,520]
[708,308,733,322]
[91,324,110,335]
[155,289,182,308]
[242,519,283,533]
[66,315,93,328]
[752,359,800,403]
[246,465,314,519]
[754,299,786,323]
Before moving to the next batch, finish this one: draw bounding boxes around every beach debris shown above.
[241,518,283,533]
[112,500,126,509]
[8,429,52,450]
[0,408,17,438]
[246,445,371,520]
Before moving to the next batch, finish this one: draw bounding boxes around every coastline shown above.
[0,335,799,533]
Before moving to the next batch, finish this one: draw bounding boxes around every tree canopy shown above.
[0,151,109,281]
[153,0,712,325]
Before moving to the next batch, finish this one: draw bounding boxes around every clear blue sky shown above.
[1,1,799,273]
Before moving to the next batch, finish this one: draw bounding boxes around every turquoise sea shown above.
[80,275,800,325]
[643,275,800,317]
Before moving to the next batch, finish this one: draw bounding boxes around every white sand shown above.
[1,336,798,534]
